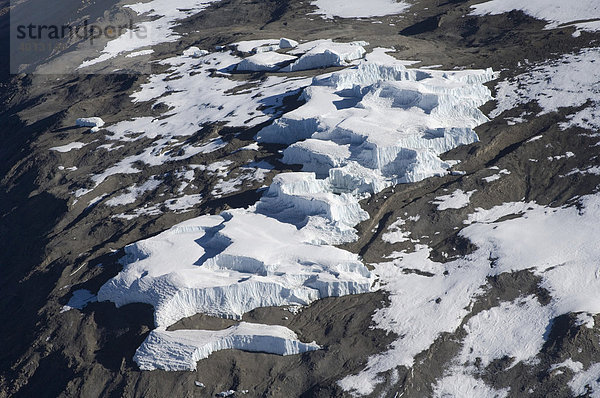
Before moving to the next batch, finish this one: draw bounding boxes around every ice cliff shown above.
[135,322,320,371]
[281,40,367,71]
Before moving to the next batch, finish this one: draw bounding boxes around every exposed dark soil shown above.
[2,0,600,397]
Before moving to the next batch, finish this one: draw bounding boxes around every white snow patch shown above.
[87,194,108,208]
[113,193,203,219]
[433,373,509,398]
[105,178,162,206]
[566,166,600,177]
[575,313,595,329]
[60,289,97,313]
[207,160,233,175]
[465,201,531,225]
[482,174,501,182]
[432,189,476,210]
[382,218,410,244]
[460,296,552,368]
[50,142,89,153]
[165,194,203,211]
[238,142,260,151]
[551,359,584,373]
[211,161,273,198]
[183,46,209,58]
[126,49,154,58]
[482,169,510,183]
[569,363,600,397]
[311,0,410,19]
[548,152,575,161]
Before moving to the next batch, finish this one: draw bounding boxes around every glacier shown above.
[471,0,600,35]
[280,40,367,72]
[97,209,374,327]
[135,322,320,371]
[236,52,297,72]
[259,48,495,192]
[97,43,496,371]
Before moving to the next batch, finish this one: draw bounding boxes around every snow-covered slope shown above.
[79,0,222,68]
[471,0,600,35]
[492,48,600,131]
[340,193,600,395]
[135,322,320,371]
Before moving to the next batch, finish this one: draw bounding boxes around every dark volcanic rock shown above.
[2,0,600,397]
